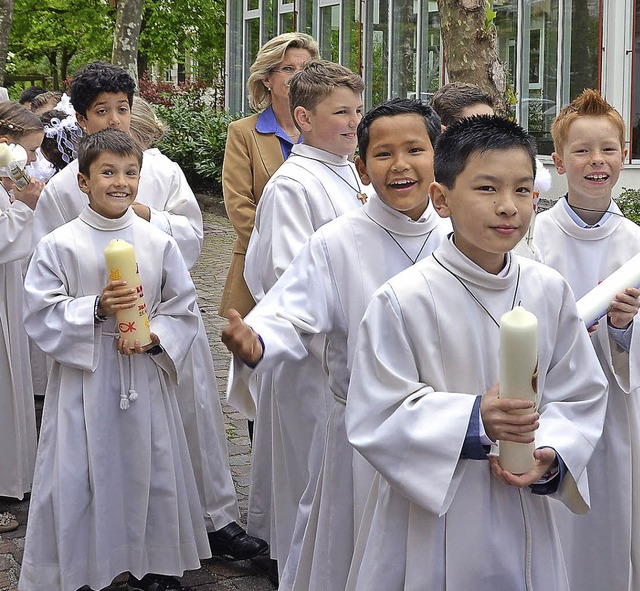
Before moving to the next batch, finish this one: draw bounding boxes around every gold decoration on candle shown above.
[104,239,152,349]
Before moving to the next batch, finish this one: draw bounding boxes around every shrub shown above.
[616,187,640,225]
[154,95,241,194]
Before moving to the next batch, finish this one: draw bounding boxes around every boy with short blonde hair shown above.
[230,59,367,585]
[534,89,640,591]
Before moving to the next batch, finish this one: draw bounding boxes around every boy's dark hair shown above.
[431,82,494,127]
[70,61,136,118]
[78,128,142,176]
[19,86,46,106]
[434,115,537,189]
[357,98,441,163]
[288,60,363,120]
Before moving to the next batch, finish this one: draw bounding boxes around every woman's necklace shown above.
[296,154,368,204]
[365,212,433,265]
[432,253,521,328]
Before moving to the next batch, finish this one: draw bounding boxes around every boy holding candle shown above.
[32,61,267,562]
[343,116,608,591]
[224,97,449,590]
[20,129,209,591]
[533,89,640,591]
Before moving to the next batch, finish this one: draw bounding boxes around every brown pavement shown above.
[0,203,276,591]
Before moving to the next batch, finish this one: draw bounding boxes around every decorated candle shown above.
[0,143,30,189]
[576,252,640,328]
[104,239,151,348]
[498,306,538,474]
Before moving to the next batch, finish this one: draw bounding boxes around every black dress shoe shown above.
[208,522,269,560]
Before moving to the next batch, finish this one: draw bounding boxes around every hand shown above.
[131,202,151,221]
[221,309,263,366]
[12,177,45,210]
[587,320,599,336]
[98,280,137,317]
[116,332,160,356]
[608,287,640,329]
[480,384,539,444]
[489,447,557,488]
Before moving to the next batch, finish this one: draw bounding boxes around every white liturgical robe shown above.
[19,207,210,591]
[235,143,367,573]
[230,193,450,590]
[0,185,36,499]
[345,238,608,591]
[534,200,640,591]
[33,149,239,532]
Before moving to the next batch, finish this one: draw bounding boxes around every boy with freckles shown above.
[20,129,209,591]
[534,89,640,591]
[344,116,607,591]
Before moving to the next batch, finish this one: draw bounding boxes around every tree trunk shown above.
[437,0,507,114]
[0,0,14,86]
[112,0,144,91]
[47,51,59,89]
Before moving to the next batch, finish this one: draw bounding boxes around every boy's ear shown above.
[429,181,451,219]
[294,106,313,132]
[355,155,371,185]
[551,152,565,175]
[76,112,88,133]
[77,172,91,196]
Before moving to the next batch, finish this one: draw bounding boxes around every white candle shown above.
[104,239,152,349]
[498,306,538,474]
[576,252,640,328]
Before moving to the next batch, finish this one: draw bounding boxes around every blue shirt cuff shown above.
[461,396,491,460]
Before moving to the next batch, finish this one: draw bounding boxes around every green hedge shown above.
[616,187,640,225]
[154,96,242,194]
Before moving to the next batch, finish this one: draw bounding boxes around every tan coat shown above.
[219,114,285,317]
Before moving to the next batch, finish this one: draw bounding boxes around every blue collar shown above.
[256,106,299,144]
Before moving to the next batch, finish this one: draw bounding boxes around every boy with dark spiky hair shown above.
[345,115,607,591]
[224,97,447,590]
[534,89,640,591]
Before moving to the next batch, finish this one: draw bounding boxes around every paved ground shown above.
[0,204,276,591]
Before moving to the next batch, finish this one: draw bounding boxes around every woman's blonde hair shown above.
[129,96,165,150]
[247,32,319,112]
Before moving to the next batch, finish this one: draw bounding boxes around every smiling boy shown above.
[31,60,266,563]
[344,116,607,591]
[21,129,209,591]
[533,89,640,591]
[223,98,450,590]
[229,59,366,583]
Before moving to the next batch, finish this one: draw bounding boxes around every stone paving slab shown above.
[0,208,275,591]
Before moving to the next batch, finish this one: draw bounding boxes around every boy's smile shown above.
[77,91,132,135]
[552,115,625,210]
[295,87,363,156]
[431,148,534,274]
[78,152,140,219]
[356,114,434,221]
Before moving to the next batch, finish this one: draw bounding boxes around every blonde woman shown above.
[219,32,319,318]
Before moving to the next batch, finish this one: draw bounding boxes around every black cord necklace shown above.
[296,154,368,204]
[365,212,434,265]
[564,194,625,220]
[432,253,521,328]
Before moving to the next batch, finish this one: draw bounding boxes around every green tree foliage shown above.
[7,0,226,90]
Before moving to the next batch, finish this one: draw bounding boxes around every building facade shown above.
[226,0,640,190]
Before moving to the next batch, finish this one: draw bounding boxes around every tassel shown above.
[128,388,138,402]
[120,393,130,410]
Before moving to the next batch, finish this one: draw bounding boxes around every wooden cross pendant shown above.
[357,192,368,204]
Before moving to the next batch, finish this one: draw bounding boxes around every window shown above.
[418,1,441,103]
[390,0,417,99]
[632,0,640,159]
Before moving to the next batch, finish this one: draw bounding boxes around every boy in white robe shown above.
[20,129,210,591]
[344,116,608,591]
[31,61,267,560]
[232,60,366,580]
[533,89,640,591]
[224,98,449,590]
